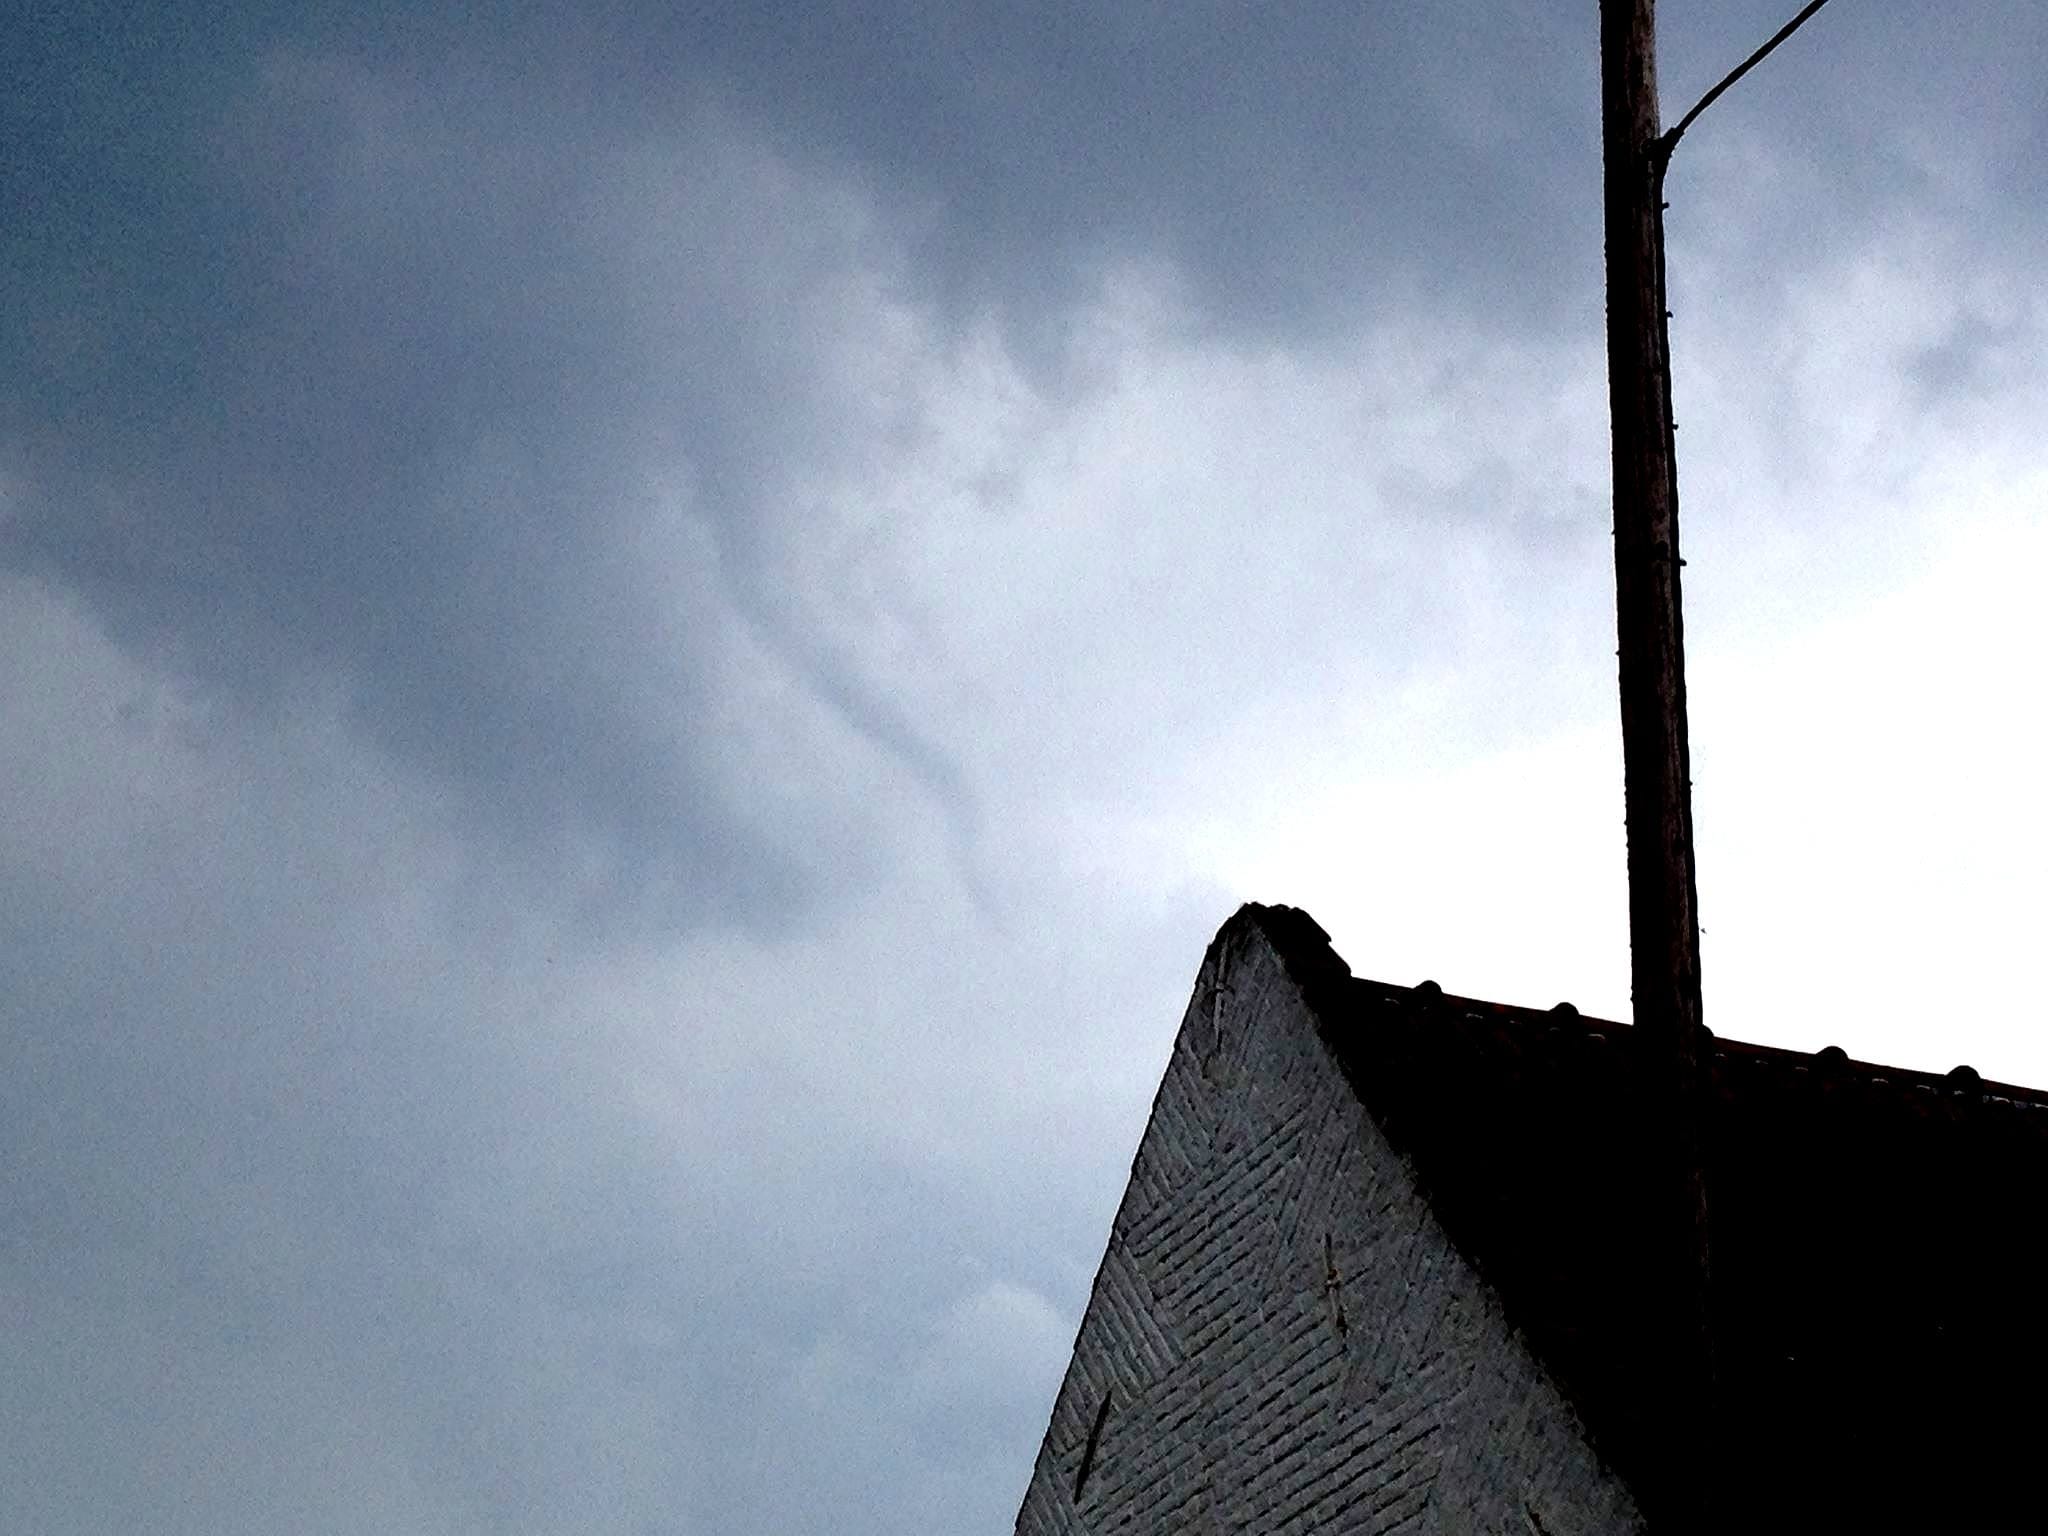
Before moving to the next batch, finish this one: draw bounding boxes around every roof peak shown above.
[1223,899,2048,1106]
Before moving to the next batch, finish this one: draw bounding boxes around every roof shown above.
[1242,901,2048,1526]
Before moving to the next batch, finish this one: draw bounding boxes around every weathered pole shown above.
[1598,0,1714,1526]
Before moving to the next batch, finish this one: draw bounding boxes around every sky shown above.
[3,1,2043,1530]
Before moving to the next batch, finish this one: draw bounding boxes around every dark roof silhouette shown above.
[1248,901,2048,1526]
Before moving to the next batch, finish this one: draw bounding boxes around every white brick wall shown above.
[1015,911,1643,1535]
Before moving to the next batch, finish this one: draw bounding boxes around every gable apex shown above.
[1017,903,2048,1530]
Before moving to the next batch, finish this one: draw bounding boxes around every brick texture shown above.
[1015,911,1643,1535]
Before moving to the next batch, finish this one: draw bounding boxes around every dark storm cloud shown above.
[11,0,2040,934]
[7,36,943,932]
[653,0,1603,335]
[600,0,2046,338]
[6,0,1588,940]
[1654,0,2048,274]
[7,7,2046,1534]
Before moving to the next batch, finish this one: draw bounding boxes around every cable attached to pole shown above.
[1656,0,1840,167]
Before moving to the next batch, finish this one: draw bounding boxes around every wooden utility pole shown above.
[1598,0,1714,1526]
[1598,2,1840,1523]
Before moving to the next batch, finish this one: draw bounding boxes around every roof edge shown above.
[1219,901,2048,1106]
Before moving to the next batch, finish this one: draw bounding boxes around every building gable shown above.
[1021,903,2048,1529]
[1014,907,1642,1534]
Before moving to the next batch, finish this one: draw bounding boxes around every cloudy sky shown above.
[4,1,2043,1529]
